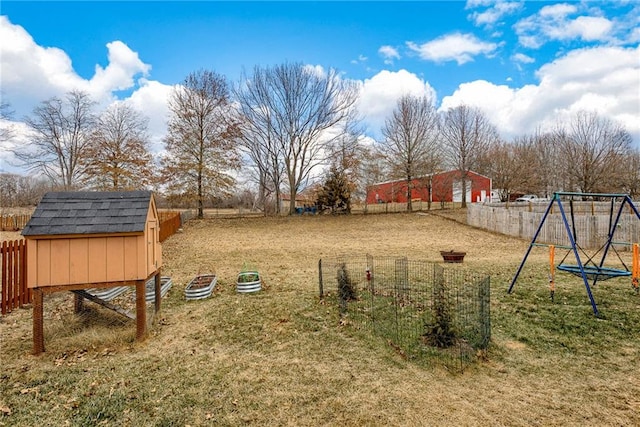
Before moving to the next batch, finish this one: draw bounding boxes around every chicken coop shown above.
[22,190,163,354]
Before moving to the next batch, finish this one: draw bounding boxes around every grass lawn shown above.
[1,211,639,426]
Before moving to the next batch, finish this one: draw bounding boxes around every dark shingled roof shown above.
[22,191,153,236]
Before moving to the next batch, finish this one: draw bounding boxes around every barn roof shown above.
[22,191,154,236]
[369,170,491,187]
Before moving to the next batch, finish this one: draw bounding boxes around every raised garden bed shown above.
[87,286,129,302]
[237,271,262,293]
[440,250,466,263]
[185,274,217,301]
[144,276,173,303]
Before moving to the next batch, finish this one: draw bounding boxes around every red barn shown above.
[366,170,492,204]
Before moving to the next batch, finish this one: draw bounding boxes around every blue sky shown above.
[1,1,639,175]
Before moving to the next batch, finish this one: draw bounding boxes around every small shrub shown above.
[337,263,357,303]
[423,275,457,348]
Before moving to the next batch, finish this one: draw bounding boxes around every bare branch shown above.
[85,102,155,190]
[440,105,498,207]
[15,90,96,189]
[236,62,358,215]
[380,94,440,211]
[163,70,241,218]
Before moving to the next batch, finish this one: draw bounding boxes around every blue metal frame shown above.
[508,192,640,316]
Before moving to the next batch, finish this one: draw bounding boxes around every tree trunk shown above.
[197,170,204,219]
[406,177,413,212]
[427,176,432,211]
[289,186,297,215]
[461,175,467,208]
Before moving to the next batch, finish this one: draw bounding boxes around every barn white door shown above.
[452,180,472,203]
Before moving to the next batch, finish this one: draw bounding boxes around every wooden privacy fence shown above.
[1,239,29,315]
[159,211,182,242]
[468,202,640,249]
[1,214,31,231]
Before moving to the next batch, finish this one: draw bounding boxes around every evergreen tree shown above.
[316,165,351,214]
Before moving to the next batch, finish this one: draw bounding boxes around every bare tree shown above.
[236,62,358,215]
[0,173,50,208]
[480,139,520,202]
[531,131,563,198]
[85,102,155,190]
[0,99,15,143]
[495,134,544,198]
[234,74,286,214]
[16,90,95,189]
[618,147,640,199]
[556,111,632,195]
[163,70,241,218]
[359,144,389,211]
[380,94,441,212]
[440,105,498,208]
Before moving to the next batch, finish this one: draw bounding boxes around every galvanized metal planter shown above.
[144,276,173,303]
[185,274,217,301]
[236,271,261,293]
[87,286,129,302]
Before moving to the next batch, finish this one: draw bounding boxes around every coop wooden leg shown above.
[73,292,84,313]
[33,288,44,355]
[136,280,146,341]
[154,270,161,315]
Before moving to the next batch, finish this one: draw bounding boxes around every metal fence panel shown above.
[319,255,491,372]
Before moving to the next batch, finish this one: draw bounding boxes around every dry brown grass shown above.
[1,210,639,426]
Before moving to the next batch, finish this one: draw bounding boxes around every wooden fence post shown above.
[1,240,6,315]
[136,279,147,341]
[33,288,44,355]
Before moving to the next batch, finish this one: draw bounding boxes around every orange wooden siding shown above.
[87,238,107,283]
[69,239,89,283]
[50,239,70,285]
[26,234,155,288]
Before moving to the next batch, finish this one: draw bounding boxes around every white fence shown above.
[468,201,640,249]
[356,201,459,214]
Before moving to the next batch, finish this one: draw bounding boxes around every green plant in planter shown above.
[337,263,357,302]
[424,269,458,348]
[238,271,260,283]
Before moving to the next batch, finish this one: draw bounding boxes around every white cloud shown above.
[0,16,170,173]
[88,41,151,95]
[0,16,151,116]
[468,1,523,27]
[126,79,175,154]
[465,0,493,8]
[0,120,33,174]
[356,69,437,138]
[565,16,613,41]
[378,45,400,64]
[515,4,614,48]
[407,33,498,65]
[539,3,576,18]
[303,64,327,78]
[512,53,535,64]
[351,54,368,64]
[439,45,640,144]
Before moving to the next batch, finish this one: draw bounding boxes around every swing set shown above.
[508,192,640,316]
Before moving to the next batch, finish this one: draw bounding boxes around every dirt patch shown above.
[503,340,528,351]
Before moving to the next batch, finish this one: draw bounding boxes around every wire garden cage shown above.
[319,255,491,372]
